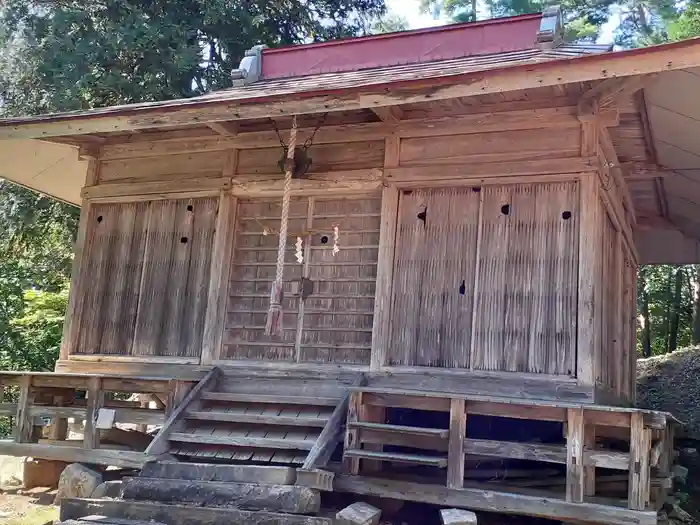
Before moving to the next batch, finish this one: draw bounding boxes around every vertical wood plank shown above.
[577,174,600,387]
[294,198,314,362]
[566,407,585,503]
[468,187,484,370]
[614,231,625,399]
[84,377,104,450]
[629,412,651,510]
[201,193,237,364]
[14,375,33,443]
[584,423,596,497]
[60,159,99,361]
[447,398,466,489]
[344,391,363,475]
[371,184,400,371]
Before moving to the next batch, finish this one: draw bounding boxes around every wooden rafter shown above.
[207,121,239,136]
[578,74,658,115]
[371,105,403,123]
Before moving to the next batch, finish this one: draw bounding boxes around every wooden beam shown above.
[598,125,636,222]
[0,443,148,469]
[578,74,658,115]
[81,177,232,202]
[334,475,657,525]
[207,121,239,137]
[372,106,403,123]
[145,367,222,456]
[231,169,383,197]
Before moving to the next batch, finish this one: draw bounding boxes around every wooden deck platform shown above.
[0,368,679,525]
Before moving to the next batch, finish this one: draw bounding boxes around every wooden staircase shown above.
[145,367,354,466]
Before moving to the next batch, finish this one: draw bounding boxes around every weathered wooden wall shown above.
[58,89,639,405]
[387,182,579,375]
[66,198,217,359]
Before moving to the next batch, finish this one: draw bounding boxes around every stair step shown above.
[201,392,339,406]
[186,410,328,427]
[122,477,320,515]
[348,421,449,438]
[140,461,296,485]
[169,432,317,450]
[60,498,333,525]
[344,449,448,467]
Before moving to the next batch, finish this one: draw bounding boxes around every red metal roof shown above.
[261,14,543,79]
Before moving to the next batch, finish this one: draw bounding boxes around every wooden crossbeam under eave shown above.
[207,121,239,136]
[371,106,403,123]
[578,74,658,115]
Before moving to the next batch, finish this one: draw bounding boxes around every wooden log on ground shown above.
[140,461,296,485]
[60,498,333,525]
[121,477,321,515]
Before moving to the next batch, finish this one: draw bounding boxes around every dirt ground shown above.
[0,488,58,525]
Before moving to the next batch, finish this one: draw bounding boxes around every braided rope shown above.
[266,116,298,336]
[275,118,297,284]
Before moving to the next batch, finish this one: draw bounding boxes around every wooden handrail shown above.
[145,367,222,456]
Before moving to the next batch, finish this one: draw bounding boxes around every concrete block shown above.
[440,508,478,525]
[336,502,382,525]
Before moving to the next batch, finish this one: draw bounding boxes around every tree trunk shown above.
[638,268,652,358]
[664,265,673,353]
[471,0,477,20]
[669,267,684,353]
[692,265,700,345]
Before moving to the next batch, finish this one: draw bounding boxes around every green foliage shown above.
[669,4,700,40]
[0,0,387,114]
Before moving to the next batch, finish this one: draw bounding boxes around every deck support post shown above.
[566,407,585,503]
[344,391,363,475]
[447,398,466,489]
[15,375,34,443]
[584,422,596,497]
[84,376,104,449]
[629,412,651,510]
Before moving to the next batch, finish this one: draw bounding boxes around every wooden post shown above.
[577,173,600,388]
[201,192,237,365]
[629,412,651,510]
[371,182,400,371]
[344,391,363,475]
[584,423,596,497]
[14,375,34,443]
[48,389,73,441]
[60,159,100,362]
[84,376,104,449]
[447,398,466,489]
[566,407,585,503]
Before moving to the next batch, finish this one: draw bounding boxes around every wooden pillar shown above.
[201,192,237,365]
[48,389,73,441]
[370,134,400,372]
[629,412,651,510]
[566,407,585,503]
[60,159,100,362]
[576,173,601,388]
[14,375,34,443]
[84,376,104,449]
[343,391,362,475]
[447,398,466,489]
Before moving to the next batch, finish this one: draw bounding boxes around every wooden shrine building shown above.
[0,7,697,525]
